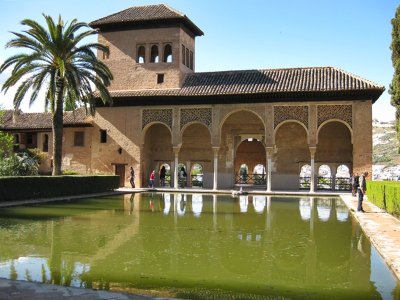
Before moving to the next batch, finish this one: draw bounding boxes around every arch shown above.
[253,163,266,185]
[274,121,309,184]
[137,45,145,63]
[316,119,353,144]
[150,45,159,63]
[180,121,211,140]
[142,123,173,187]
[273,120,309,144]
[219,108,265,132]
[180,122,212,188]
[316,121,353,188]
[141,122,172,144]
[163,44,172,63]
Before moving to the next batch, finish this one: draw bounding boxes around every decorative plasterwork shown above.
[274,105,308,128]
[317,105,352,128]
[180,108,212,129]
[142,108,173,130]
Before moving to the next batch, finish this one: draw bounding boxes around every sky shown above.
[0,0,398,121]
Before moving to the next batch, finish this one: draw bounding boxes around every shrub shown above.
[0,175,120,202]
[0,152,38,176]
[367,181,400,216]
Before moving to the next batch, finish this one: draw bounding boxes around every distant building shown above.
[0,4,385,191]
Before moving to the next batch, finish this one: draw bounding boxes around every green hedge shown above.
[0,175,120,202]
[366,180,400,216]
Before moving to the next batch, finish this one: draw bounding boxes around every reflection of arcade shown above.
[116,194,375,294]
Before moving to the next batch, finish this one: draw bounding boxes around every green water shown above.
[0,193,399,299]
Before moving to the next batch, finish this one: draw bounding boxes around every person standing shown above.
[149,170,155,188]
[129,166,135,188]
[351,172,359,196]
[357,172,368,212]
[159,166,166,187]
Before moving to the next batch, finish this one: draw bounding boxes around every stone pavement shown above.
[0,278,163,300]
[341,194,400,280]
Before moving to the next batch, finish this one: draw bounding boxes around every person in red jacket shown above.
[149,170,155,188]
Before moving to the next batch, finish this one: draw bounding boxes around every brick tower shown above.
[90,4,204,91]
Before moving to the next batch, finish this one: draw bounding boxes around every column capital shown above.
[212,146,220,155]
[172,146,181,154]
[309,146,317,156]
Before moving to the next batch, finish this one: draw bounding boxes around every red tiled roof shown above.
[0,108,92,130]
[89,4,204,36]
[106,67,384,100]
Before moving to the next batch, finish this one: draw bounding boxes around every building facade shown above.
[0,4,385,191]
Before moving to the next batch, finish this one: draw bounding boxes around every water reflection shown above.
[0,194,397,299]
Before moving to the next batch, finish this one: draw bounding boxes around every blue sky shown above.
[0,0,398,121]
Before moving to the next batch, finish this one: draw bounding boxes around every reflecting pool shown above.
[0,193,399,299]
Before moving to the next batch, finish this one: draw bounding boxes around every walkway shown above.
[0,188,399,299]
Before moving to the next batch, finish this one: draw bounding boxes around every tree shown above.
[0,15,113,175]
[0,109,14,159]
[390,5,400,149]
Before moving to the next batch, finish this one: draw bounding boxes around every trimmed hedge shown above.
[366,180,400,216]
[0,175,120,202]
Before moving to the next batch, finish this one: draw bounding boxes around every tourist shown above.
[149,170,155,188]
[129,166,135,188]
[351,172,359,196]
[357,172,368,212]
[160,166,166,187]
[179,167,187,188]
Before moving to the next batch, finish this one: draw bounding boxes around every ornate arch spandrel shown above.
[180,108,212,130]
[274,105,308,129]
[317,105,352,128]
[142,108,173,130]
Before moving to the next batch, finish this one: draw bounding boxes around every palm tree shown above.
[0,14,113,175]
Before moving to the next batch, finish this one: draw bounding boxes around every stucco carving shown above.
[180,108,212,129]
[317,105,352,128]
[274,105,308,128]
[142,109,173,130]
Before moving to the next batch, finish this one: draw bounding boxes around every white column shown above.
[266,147,273,192]
[310,147,316,193]
[173,147,180,189]
[212,147,219,190]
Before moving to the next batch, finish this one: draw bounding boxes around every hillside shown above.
[372,120,400,180]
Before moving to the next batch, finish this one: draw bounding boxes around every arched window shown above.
[150,45,159,63]
[137,45,145,63]
[43,134,49,152]
[253,164,266,185]
[239,164,249,184]
[299,164,311,189]
[336,164,351,191]
[191,163,203,187]
[318,165,332,190]
[163,44,172,63]
[13,134,19,152]
[159,163,171,187]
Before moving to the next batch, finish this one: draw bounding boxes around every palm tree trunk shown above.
[52,77,65,176]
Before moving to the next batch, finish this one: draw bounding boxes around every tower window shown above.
[182,44,185,65]
[185,48,190,68]
[137,45,145,63]
[189,51,194,70]
[157,73,165,84]
[74,131,84,147]
[100,129,107,143]
[163,44,172,63]
[150,45,159,63]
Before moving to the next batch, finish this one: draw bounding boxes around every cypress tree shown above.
[390,5,400,150]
